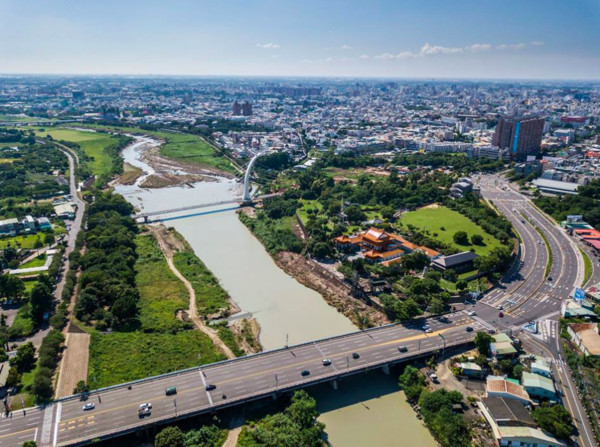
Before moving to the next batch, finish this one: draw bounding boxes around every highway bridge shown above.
[0,313,485,447]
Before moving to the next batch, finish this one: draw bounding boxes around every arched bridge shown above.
[134,151,274,222]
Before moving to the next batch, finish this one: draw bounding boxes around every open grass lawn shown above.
[87,331,225,388]
[10,301,36,339]
[296,199,323,225]
[19,254,47,269]
[400,205,503,256]
[31,127,121,179]
[0,234,46,250]
[135,233,188,332]
[173,251,230,317]
[0,114,51,123]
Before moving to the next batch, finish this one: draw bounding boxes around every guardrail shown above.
[62,337,474,446]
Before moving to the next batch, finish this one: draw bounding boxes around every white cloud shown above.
[420,42,463,55]
[256,43,280,49]
[468,43,492,52]
[325,57,333,62]
[530,41,545,46]
[301,59,313,64]
[341,45,352,50]
[360,54,370,59]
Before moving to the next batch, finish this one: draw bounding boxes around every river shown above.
[115,136,435,447]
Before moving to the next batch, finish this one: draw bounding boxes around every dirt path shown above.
[222,416,244,447]
[55,332,90,398]
[148,226,236,360]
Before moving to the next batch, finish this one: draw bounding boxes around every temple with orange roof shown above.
[334,227,441,264]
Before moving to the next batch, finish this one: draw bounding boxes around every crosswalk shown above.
[537,319,558,343]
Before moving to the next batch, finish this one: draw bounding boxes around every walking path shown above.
[55,332,90,398]
[148,226,236,360]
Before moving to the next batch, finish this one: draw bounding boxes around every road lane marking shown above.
[199,369,213,405]
[53,402,62,447]
[56,323,477,427]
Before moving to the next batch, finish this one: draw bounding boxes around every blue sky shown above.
[1,0,599,79]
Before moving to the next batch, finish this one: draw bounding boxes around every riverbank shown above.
[238,208,390,329]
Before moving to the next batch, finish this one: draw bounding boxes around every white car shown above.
[139,403,152,410]
[322,358,331,366]
[425,328,433,333]
[467,311,476,316]
[82,403,95,411]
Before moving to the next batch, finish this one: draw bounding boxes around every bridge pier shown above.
[381,364,390,375]
[331,379,338,390]
[271,392,278,401]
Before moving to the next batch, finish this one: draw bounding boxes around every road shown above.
[0,173,596,447]
[0,313,485,447]
[475,174,595,447]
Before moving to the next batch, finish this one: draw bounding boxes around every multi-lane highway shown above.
[0,313,485,447]
[1,173,596,447]
[475,175,595,447]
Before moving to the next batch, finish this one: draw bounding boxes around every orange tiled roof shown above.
[487,378,530,401]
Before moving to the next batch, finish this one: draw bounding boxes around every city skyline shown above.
[1,0,600,79]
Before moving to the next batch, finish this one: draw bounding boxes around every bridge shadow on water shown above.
[308,368,404,413]
[149,206,240,223]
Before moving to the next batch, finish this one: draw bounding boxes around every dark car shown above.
[352,352,360,359]
[465,326,473,332]
[205,384,216,391]
[301,370,310,377]
[547,276,553,281]
[165,387,177,396]
[499,311,504,318]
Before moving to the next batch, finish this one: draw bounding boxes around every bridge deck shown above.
[0,312,484,447]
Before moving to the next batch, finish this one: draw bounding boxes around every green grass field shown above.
[400,205,503,256]
[65,124,235,174]
[135,233,189,332]
[30,127,120,180]
[0,234,47,250]
[87,331,225,388]
[19,254,47,269]
[173,251,230,317]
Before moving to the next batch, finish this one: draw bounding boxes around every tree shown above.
[155,426,185,447]
[311,242,332,260]
[6,366,21,388]
[471,234,484,245]
[474,332,493,356]
[532,405,574,440]
[398,366,426,402]
[32,372,53,400]
[453,231,469,245]
[22,442,38,447]
[0,274,26,301]
[456,280,468,292]
[73,380,89,395]
[512,364,524,381]
[43,233,55,246]
[10,342,36,372]
[429,298,444,315]
[344,204,366,224]
[30,283,53,324]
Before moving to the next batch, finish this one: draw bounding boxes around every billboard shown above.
[574,287,586,302]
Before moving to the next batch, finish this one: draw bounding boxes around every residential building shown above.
[242,101,253,116]
[455,361,484,378]
[521,371,556,401]
[0,218,19,236]
[492,116,545,159]
[486,376,532,405]
[495,427,565,447]
[567,323,600,357]
[232,100,241,116]
[490,333,518,359]
[531,358,552,378]
[479,396,535,428]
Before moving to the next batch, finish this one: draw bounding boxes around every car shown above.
[352,352,360,359]
[547,276,553,281]
[165,387,177,396]
[398,346,408,352]
[301,369,310,377]
[82,403,95,411]
[488,329,495,334]
[499,311,504,318]
[497,305,504,310]
[428,372,438,383]
[139,403,152,410]
[467,311,476,316]
[138,407,151,417]
[425,328,433,333]
[205,384,216,391]
[465,326,473,332]
[322,358,331,366]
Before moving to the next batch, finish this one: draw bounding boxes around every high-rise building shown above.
[232,100,241,116]
[242,101,252,116]
[492,116,544,159]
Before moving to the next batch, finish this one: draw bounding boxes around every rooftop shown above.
[521,371,556,393]
[497,426,565,446]
[481,396,534,426]
[432,251,478,268]
[569,323,600,356]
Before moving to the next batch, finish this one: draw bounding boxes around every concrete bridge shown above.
[0,312,486,447]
